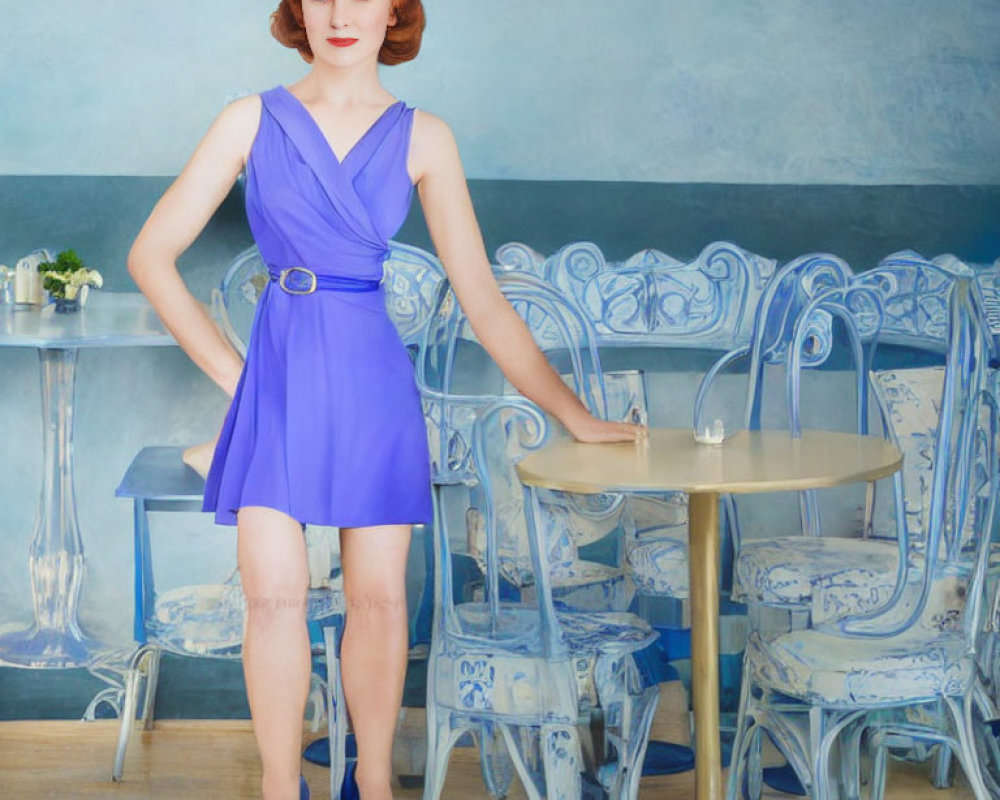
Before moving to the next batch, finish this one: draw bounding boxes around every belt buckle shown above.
[279,266,317,295]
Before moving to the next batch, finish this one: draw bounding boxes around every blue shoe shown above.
[340,760,360,800]
[299,773,310,800]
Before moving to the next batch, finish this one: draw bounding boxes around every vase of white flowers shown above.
[37,249,103,313]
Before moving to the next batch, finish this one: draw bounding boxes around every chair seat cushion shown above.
[628,492,688,532]
[734,537,900,614]
[551,560,635,612]
[431,603,658,716]
[453,602,656,656]
[745,628,973,706]
[625,536,689,598]
[552,559,626,588]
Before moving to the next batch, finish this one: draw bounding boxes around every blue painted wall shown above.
[2,0,998,183]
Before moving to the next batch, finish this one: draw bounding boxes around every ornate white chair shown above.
[416,270,664,798]
[716,254,980,629]
[423,393,661,800]
[725,277,1000,800]
[419,269,645,618]
[694,251,966,796]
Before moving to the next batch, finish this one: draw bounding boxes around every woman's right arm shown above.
[127,93,262,399]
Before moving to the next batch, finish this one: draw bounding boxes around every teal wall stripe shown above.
[2,178,997,287]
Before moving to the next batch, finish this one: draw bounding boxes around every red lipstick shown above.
[327,38,358,47]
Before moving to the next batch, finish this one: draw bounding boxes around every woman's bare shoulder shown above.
[210,93,264,168]
[409,108,459,185]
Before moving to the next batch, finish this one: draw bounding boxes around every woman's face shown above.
[301,0,397,67]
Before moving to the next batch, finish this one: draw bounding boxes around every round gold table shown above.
[515,427,903,800]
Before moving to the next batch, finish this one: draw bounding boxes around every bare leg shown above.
[182,429,221,479]
[339,523,412,800]
[238,505,312,800]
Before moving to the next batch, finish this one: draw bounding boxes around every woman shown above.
[127,1,648,798]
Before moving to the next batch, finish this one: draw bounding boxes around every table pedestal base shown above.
[0,348,108,669]
[0,621,103,669]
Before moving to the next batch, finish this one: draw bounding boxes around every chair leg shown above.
[725,663,754,800]
[476,719,515,799]
[323,621,348,800]
[944,694,993,800]
[810,707,831,800]
[139,645,161,731]
[830,719,865,800]
[931,742,955,789]
[838,717,865,800]
[498,723,548,800]
[421,701,467,800]
[592,651,659,800]
[304,670,327,733]
[409,521,435,649]
[111,644,154,781]
[540,724,583,800]
[926,698,954,788]
[973,684,1000,797]
[868,728,889,800]
[815,710,868,800]
[617,684,660,800]
[745,728,763,800]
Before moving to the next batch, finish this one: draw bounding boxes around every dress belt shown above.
[268,266,382,295]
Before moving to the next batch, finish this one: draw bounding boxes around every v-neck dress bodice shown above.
[201,85,433,528]
[246,85,415,282]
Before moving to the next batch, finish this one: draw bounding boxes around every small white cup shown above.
[694,418,726,445]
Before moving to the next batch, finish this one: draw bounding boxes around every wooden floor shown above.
[0,683,975,798]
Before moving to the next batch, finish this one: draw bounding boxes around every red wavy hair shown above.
[270,0,425,65]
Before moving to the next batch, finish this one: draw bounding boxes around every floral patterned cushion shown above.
[551,561,635,612]
[432,603,657,716]
[749,576,978,705]
[745,626,973,706]
[733,537,900,611]
[625,535,690,598]
[628,492,688,532]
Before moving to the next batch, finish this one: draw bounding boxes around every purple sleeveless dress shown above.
[201,84,434,528]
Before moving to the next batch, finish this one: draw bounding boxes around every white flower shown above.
[40,266,103,298]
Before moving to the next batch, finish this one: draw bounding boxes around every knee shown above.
[242,578,310,621]
[344,591,408,621]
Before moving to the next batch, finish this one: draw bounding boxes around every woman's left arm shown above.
[410,111,646,444]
